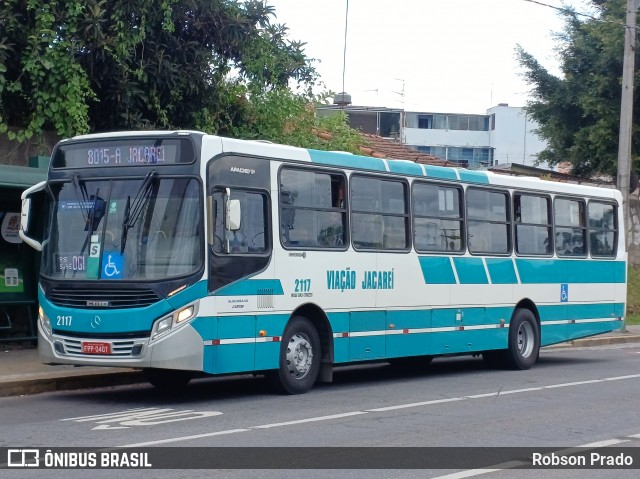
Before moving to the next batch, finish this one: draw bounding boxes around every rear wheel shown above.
[143,368,193,390]
[268,316,320,395]
[503,308,539,370]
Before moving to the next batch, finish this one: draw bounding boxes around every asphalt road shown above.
[1,343,639,479]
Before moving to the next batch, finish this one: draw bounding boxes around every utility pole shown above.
[617,0,638,249]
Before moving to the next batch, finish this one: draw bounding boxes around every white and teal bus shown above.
[20,130,626,394]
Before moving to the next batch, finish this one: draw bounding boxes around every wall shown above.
[487,105,548,168]
[0,129,59,166]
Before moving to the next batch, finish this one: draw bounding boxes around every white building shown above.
[318,102,550,170]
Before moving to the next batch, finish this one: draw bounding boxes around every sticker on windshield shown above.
[60,200,95,211]
[101,252,124,279]
[86,236,101,279]
[109,201,117,214]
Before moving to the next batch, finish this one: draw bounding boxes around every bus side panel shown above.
[213,315,256,374]
[349,311,385,360]
[482,306,512,350]
[254,314,290,370]
[385,309,431,358]
[538,304,568,346]
[328,312,350,363]
[566,303,624,340]
[191,315,218,374]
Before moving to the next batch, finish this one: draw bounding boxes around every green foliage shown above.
[229,87,364,153]
[517,0,638,177]
[0,0,363,151]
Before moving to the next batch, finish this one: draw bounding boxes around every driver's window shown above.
[212,189,268,255]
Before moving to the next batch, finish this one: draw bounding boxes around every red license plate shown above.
[81,342,111,355]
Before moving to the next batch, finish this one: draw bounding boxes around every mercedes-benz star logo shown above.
[91,316,101,329]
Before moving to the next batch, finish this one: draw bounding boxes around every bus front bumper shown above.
[37,320,204,371]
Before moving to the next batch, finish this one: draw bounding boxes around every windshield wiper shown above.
[120,170,158,253]
[71,173,90,223]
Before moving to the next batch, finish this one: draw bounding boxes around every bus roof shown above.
[61,130,620,201]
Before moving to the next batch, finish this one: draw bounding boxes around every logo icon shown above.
[101,252,124,279]
[7,449,40,467]
[91,316,102,329]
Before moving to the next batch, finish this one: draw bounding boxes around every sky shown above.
[267,0,590,114]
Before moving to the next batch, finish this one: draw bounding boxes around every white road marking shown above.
[366,397,464,412]
[62,407,223,430]
[574,438,629,448]
[122,429,250,447]
[252,411,368,429]
[117,373,640,448]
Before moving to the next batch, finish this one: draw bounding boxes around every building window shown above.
[554,198,586,257]
[418,115,433,129]
[351,175,409,250]
[467,188,510,254]
[514,193,552,255]
[434,115,447,129]
[588,201,617,257]
[413,182,463,253]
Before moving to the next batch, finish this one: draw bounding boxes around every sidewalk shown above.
[1,326,639,398]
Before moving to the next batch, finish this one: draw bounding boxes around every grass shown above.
[627,265,640,325]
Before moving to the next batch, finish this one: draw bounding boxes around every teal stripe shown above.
[453,257,488,284]
[308,149,387,172]
[387,160,423,176]
[538,303,626,321]
[214,279,284,296]
[458,170,489,184]
[418,256,456,284]
[424,165,458,180]
[516,259,626,284]
[485,258,518,284]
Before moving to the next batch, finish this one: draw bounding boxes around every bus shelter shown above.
[0,164,46,342]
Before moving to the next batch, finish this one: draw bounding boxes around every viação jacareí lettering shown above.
[326,269,394,291]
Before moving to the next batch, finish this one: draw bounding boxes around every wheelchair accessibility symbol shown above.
[102,252,124,279]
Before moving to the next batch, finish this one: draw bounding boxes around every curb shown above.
[0,371,144,398]
[544,334,640,349]
[567,334,640,348]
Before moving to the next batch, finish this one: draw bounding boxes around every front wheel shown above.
[504,308,540,370]
[268,316,320,395]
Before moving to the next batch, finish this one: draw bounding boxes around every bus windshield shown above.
[42,176,202,281]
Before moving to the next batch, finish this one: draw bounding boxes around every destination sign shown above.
[52,138,195,168]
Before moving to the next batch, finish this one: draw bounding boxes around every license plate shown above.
[81,342,111,355]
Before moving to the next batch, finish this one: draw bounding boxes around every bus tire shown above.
[269,316,320,395]
[143,368,193,390]
[504,308,539,370]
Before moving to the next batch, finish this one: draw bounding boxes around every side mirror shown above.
[19,180,47,251]
[226,199,241,231]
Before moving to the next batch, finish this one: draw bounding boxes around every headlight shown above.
[150,301,199,341]
[39,306,52,338]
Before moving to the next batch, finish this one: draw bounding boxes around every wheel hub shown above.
[286,333,313,379]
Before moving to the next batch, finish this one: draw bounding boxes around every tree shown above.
[517,0,638,177]
[0,0,362,153]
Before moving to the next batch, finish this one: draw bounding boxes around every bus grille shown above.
[48,288,161,309]
[61,337,140,357]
